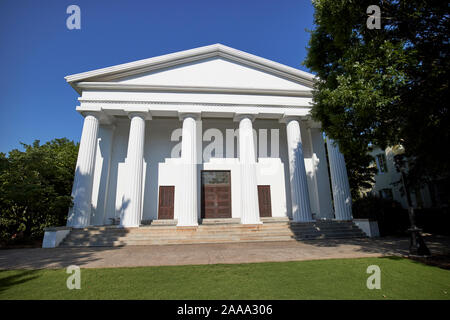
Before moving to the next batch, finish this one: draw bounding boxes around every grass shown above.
[0,257,449,299]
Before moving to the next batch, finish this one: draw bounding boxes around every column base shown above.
[177,221,199,227]
[241,219,263,225]
[119,224,140,228]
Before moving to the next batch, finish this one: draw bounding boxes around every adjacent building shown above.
[367,146,445,209]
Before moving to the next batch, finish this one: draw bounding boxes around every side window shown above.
[376,153,388,173]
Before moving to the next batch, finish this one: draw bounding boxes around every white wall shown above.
[90,117,328,224]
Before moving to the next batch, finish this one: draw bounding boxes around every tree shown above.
[0,138,79,243]
[304,0,449,195]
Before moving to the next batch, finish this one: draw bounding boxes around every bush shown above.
[414,207,450,236]
[0,138,78,245]
[352,195,410,236]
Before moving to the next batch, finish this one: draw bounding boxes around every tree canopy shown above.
[0,138,78,243]
[304,0,449,195]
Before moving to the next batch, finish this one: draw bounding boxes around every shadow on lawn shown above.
[0,270,41,294]
[300,234,450,268]
[376,254,450,270]
[300,236,410,255]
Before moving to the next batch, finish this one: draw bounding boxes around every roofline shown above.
[65,44,316,89]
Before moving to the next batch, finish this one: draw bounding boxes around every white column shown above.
[308,128,334,219]
[177,113,200,226]
[285,117,313,222]
[67,112,100,228]
[326,138,353,220]
[98,125,115,226]
[236,114,261,224]
[121,112,147,227]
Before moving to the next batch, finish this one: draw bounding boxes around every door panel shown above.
[258,185,272,217]
[158,186,174,219]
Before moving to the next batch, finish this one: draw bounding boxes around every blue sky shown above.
[0,0,315,154]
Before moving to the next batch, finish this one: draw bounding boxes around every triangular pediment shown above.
[109,57,311,91]
[66,44,315,94]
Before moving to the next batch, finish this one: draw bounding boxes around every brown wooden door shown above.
[158,186,174,219]
[201,171,231,219]
[258,185,272,217]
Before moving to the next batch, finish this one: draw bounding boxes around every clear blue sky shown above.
[0,0,315,154]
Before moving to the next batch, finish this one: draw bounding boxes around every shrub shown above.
[352,195,410,236]
[0,139,78,245]
[414,207,450,236]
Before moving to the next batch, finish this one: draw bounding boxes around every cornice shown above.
[77,98,312,109]
[76,82,313,97]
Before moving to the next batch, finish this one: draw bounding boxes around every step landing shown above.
[60,219,366,247]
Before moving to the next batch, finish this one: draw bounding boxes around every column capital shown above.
[178,111,201,121]
[80,110,102,119]
[279,114,302,124]
[79,108,116,125]
[233,112,258,122]
[127,111,152,120]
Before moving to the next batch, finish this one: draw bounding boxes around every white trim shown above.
[76,82,313,97]
[65,44,316,91]
[77,99,312,109]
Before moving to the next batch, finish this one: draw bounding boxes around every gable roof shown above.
[65,44,316,94]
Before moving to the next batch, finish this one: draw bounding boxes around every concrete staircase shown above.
[59,219,366,247]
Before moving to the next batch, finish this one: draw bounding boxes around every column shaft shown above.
[121,113,146,227]
[67,113,99,228]
[326,138,353,220]
[177,115,199,226]
[285,118,313,222]
[238,116,261,224]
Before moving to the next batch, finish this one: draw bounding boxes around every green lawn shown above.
[0,257,448,299]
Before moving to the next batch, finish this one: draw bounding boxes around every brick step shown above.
[62,235,297,247]
[65,227,364,236]
[64,228,364,240]
[64,232,295,241]
[61,232,366,247]
[60,221,366,247]
[67,229,364,240]
[81,220,354,229]
[69,223,360,234]
[66,229,362,241]
[63,229,366,243]
[200,218,242,225]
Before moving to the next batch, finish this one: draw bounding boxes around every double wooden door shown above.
[201,171,232,219]
[157,178,272,220]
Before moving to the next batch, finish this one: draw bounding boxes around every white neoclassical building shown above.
[65,44,353,229]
